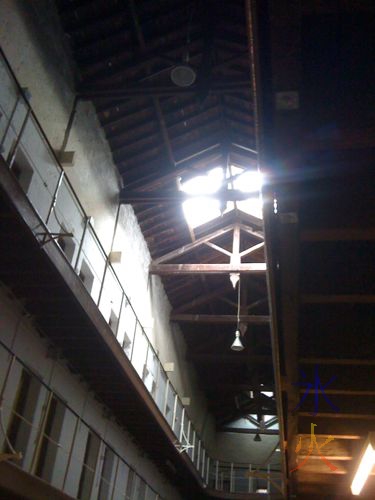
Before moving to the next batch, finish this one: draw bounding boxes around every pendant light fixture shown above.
[231,276,244,351]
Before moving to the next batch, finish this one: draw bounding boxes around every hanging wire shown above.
[236,276,241,330]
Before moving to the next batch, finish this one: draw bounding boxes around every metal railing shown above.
[0,47,283,497]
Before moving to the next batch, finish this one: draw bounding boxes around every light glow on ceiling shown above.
[351,433,375,495]
[181,166,263,228]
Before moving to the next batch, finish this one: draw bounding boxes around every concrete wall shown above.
[0,0,214,457]
[0,284,181,499]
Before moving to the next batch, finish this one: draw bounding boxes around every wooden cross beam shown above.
[149,263,267,275]
[170,313,270,324]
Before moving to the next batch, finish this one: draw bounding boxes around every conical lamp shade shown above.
[231,330,244,351]
[254,433,262,442]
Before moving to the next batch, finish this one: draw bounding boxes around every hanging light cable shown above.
[231,276,244,351]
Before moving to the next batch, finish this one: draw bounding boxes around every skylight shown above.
[181,166,263,228]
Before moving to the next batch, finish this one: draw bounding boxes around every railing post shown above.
[115,292,125,339]
[179,408,185,442]
[45,170,64,227]
[248,464,253,493]
[230,462,234,493]
[163,379,170,417]
[7,107,31,169]
[171,394,178,432]
[191,430,196,463]
[143,342,150,381]
[74,216,90,273]
[206,456,210,485]
[197,440,201,471]
[215,459,219,490]
[201,448,206,477]
[130,319,138,363]
[0,94,20,152]
[97,256,110,307]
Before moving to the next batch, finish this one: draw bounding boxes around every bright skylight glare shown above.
[181,166,264,228]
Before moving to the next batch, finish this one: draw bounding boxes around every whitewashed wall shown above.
[0,0,214,450]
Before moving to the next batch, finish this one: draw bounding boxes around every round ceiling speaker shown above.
[170,65,197,87]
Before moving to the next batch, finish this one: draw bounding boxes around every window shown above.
[11,149,33,193]
[181,166,263,228]
[57,232,76,263]
[4,369,41,466]
[122,333,132,358]
[77,431,100,500]
[79,259,94,294]
[125,469,135,500]
[98,447,116,500]
[35,395,66,482]
[108,309,119,334]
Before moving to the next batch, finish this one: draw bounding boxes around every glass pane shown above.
[0,78,28,160]
[173,398,183,438]
[112,459,130,500]
[131,324,148,376]
[77,431,100,500]
[98,267,123,332]
[50,177,86,265]
[98,447,116,500]
[165,385,176,427]
[2,368,45,471]
[143,348,158,398]
[155,365,166,412]
[78,225,106,302]
[118,298,137,357]
[35,396,67,484]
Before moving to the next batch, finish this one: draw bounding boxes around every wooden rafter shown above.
[172,285,233,313]
[153,224,234,263]
[170,314,270,324]
[150,263,267,275]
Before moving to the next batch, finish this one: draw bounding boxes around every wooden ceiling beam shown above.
[301,294,375,304]
[122,147,223,191]
[299,412,375,421]
[152,224,234,263]
[150,263,267,275]
[120,189,260,205]
[301,228,375,241]
[170,314,270,324]
[300,358,375,366]
[79,79,252,100]
[188,353,272,364]
[172,285,233,313]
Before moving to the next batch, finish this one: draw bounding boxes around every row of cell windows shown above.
[0,348,162,500]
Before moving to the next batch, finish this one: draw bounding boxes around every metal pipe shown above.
[45,170,65,227]
[171,394,178,433]
[230,462,234,493]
